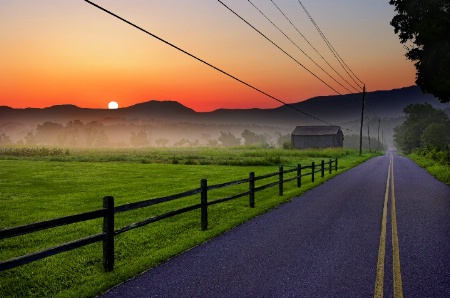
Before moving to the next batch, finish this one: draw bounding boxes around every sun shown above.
[108,101,119,109]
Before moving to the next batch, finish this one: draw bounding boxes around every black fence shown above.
[0,158,338,272]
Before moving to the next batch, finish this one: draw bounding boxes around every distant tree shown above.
[343,134,386,150]
[218,132,241,147]
[155,138,169,147]
[173,139,188,147]
[276,133,291,148]
[207,139,219,147]
[65,120,84,147]
[187,139,200,147]
[94,130,110,147]
[35,121,64,145]
[389,0,450,102]
[84,121,104,147]
[0,133,12,146]
[25,131,36,146]
[241,129,267,146]
[394,103,450,153]
[130,130,149,147]
[200,133,211,140]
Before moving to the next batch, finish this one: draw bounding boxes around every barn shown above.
[291,126,344,149]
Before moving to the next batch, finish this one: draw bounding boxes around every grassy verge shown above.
[408,152,450,184]
[0,147,380,297]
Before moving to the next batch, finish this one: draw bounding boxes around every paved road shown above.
[101,151,450,297]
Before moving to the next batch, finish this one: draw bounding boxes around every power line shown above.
[217,0,343,96]
[83,0,344,128]
[247,0,355,95]
[297,0,364,89]
[270,0,361,93]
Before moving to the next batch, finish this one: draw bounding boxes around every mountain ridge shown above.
[1,86,448,127]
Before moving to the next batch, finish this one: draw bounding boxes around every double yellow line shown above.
[374,155,403,298]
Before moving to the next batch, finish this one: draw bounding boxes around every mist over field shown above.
[1,86,448,149]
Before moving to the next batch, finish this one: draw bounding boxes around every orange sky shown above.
[0,0,416,112]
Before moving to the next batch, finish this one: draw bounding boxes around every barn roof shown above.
[292,126,341,136]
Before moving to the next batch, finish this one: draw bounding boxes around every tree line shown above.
[0,120,293,148]
[394,103,450,166]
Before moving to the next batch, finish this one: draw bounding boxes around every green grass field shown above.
[0,147,380,298]
[408,152,450,185]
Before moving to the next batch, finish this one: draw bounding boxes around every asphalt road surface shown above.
[101,151,450,297]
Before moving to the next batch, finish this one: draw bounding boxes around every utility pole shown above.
[359,85,366,156]
[367,123,371,152]
[377,118,380,151]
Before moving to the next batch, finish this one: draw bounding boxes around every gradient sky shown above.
[0,0,416,112]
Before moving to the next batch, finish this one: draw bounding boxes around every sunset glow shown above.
[0,1,416,111]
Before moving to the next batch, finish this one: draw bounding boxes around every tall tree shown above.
[393,103,450,153]
[390,0,450,102]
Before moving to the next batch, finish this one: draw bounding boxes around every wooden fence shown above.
[0,158,338,272]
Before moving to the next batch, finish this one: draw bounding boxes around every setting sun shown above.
[108,101,119,109]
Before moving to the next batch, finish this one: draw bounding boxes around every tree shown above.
[241,129,267,146]
[84,121,104,147]
[65,120,84,147]
[218,132,241,147]
[421,122,449,148]
[389,0,450,102]
[130,130,149,147]
[0,133,12,146]
[94,130,110,147]
[154,138,169,147]
[393,103,450,153]
[173,139,188,147]
[25,131,36,145]
[35,121,64,145]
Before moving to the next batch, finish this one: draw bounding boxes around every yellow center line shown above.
[391,156,404,297]
[374,154,404,298]
[374,156,391,298]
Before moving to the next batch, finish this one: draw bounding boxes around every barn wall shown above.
[292,135,337,149]
[292,135,344,149]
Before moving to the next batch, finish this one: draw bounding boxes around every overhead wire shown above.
[246,0,361,117]
[247,0,355,95]
[216,0,343,96]
[83,0,345,129]
[270,0,361,93]
[266,0,364,113]
[297,0,365,89]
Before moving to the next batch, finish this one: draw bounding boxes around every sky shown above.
[0,0,416,112]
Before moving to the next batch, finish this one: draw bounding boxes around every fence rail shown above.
[0,158,338,272]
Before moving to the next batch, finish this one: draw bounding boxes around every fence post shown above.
[249,172,255,208]
[321,160,325,178]
[311,161,315,182]
[201,179,208,231]
[297,164,301,188]
[279,165,283,196]
[329,159,332,174]
[335,158,338,171]
[103,196,114,272]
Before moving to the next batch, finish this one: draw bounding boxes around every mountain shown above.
[199,86,449,126]
[0,100,198,125]
[2,86,449,148]
[1,86,448,127]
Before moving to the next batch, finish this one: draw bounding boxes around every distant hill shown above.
[192,85,449,126]
[2,85,449,148]
[1,86,448,128]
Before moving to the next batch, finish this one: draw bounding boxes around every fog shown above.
[0,116,389,150]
